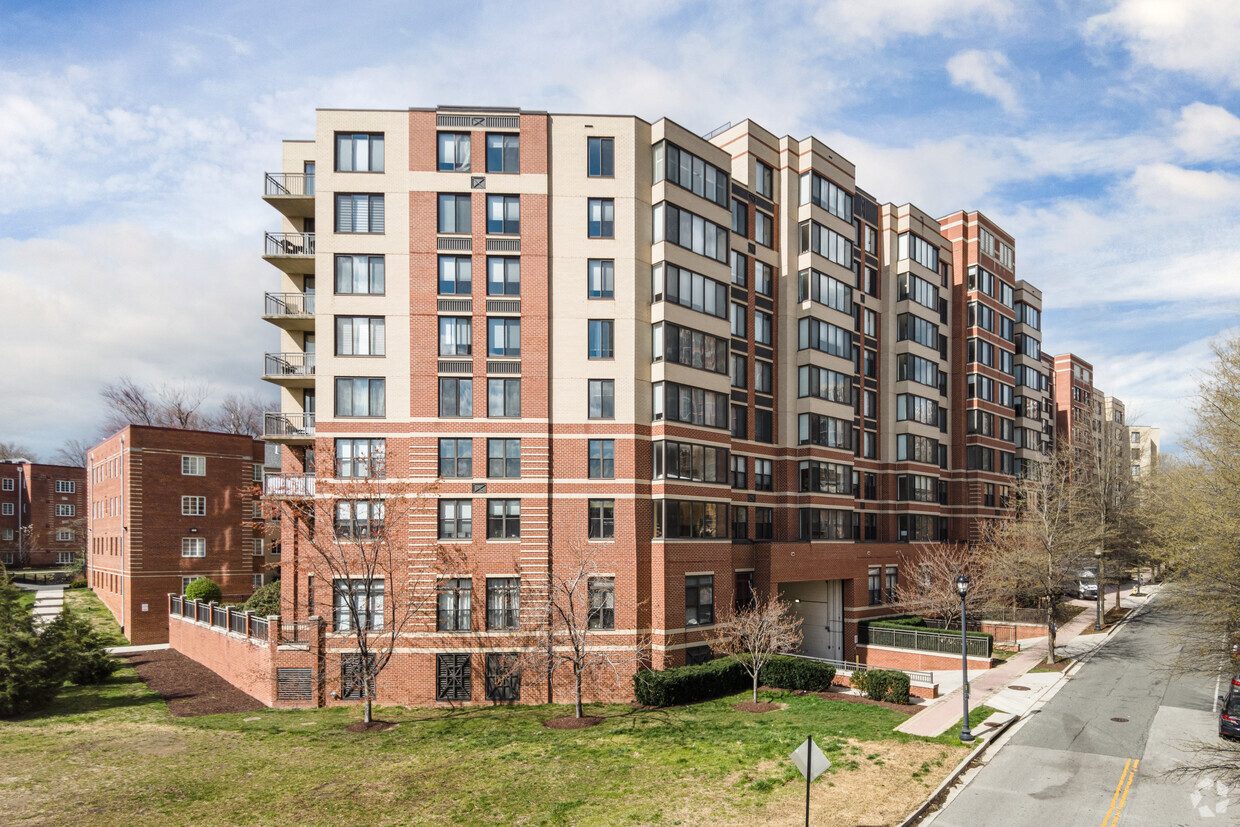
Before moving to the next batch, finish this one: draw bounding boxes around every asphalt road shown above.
[927,600,1233,826]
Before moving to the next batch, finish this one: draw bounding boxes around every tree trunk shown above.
[364,697,372,724]
[575,667,583,719]
[1045,602,1057,665]
[753,670,760,703]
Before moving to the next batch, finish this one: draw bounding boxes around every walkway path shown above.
[896,583,1156,737]
[16,582,66,628]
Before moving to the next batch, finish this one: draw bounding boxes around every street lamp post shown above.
[1094,549,1103,631]
[955,575,974,743]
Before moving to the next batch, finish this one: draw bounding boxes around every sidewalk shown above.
[16,582,67,629]
[896,582,1157,737]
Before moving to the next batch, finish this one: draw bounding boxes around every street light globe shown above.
[955,575,969,596]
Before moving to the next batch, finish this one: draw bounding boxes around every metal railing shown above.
[922,617,1018,645]
[263,411,315,439]
[251,616,268,641]
[860,625,991,659]
[264,472,315,497]
[263,352,315,378]
[169,595,276,646]
[264,291,315,317]
[196,602,209,623]
[229,612,248,635]
[264,172,314,197]
[978,606,1047,625]
[279,621,313,646]
[264,232,315,257]
[212,606,227,628]
[784,653,933,685]
[170,595,182,616]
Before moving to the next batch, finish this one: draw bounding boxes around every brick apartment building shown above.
[87,426,275,644]
[169,105,1065,708]
[1052,353,1096,463]
[0,460,86,568]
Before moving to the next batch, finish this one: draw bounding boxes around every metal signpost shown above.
[790,735,830,826]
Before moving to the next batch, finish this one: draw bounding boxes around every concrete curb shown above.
[899,713,1022,827]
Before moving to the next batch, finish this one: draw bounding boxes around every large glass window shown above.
[897,231,940,271]
[334,500,384,538]
[653,141,728,207]
[651,381,728,428]
[486,195,520,234]
[651,262,728,319]
[439,378,473,417]
[438,438,472,478]
[797,317,852,359]
[799,509,850,540]
[685,575,715,626]
[336,133,384,172]
[336,438,386,478]
[438,255,471,295]
[335,378,385,417]
[653,440,727,484]
[336,255,385,295]
[797,413,854,449]
[652,321,727,374]
[798,220,852,267]
[437,133,470,172]
[798,171,852,221]
[487,257,520,295]
[588,137,614,178]
[798,365,852,404]
[485,133,519,173]
[653,202,728,263]
[333,579,384,631]
[654,501,727,539]
[335,194,384,233]
[335,316,385,356]
[439,317,472,356]
[438,193,471,234]
[487,378,521,417]
[487,499,521,539]
[588,198,615,238]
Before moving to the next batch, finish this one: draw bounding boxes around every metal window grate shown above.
[438,359,473,374]
[276,668,313,701]
[436,653,472,701]
[341,654,376,701]
[486,238,520,253]
[436,114,520,129]
[486,360,521,375]
[438,298,472,313]
[437,236,472,252]
[485,299,520,314]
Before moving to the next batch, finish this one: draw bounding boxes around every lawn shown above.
[17,588,36,613]
[63,587,128,646]
[0,671,977,826]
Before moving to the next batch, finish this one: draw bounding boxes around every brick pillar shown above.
[244,610,254,638]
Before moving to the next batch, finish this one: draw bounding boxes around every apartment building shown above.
[87,426,273,644]
[1127,425,1160,478]
[0,460,86,568]
[1052,353,1096,462]
[241,105,1058,708]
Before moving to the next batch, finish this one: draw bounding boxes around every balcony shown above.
[264,473,315,498]
[263,353,315,387]
[263,232,316,274]
[263,292,315,331]
[263,412,315,443]
[263,173,315,218]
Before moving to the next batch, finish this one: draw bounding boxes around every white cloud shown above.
[814,0,1014,44]
[1084,0,1240,88]
[1173,102,1240,160]
[946,50,1022,113]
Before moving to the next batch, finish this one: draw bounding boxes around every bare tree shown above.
[982,448,1095,664]
[1086,408,1144,613]
[155,380,210,429]
[1166,741,1240,789]
[709,596,803,702]
[99,377,228,434]
[0,442,36,462]
[52,438,91,468]
[209,393,268,437]
[100,377,159,432]
[514,546,646,719]
[896,542,995,629]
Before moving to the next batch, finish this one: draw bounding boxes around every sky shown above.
[3,0,1239,459]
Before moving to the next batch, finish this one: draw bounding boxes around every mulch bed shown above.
[732,701,785,713]
[124,650,266,717]
[346,721,397,732]
[809,688,921,716]
[1031,658,1074,672]
[544,715,604,729]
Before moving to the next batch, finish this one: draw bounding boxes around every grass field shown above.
[0,670,988,826]
[17,588,36,613]
[63,588,128,646]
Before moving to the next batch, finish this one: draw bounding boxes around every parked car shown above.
[1069,570,1099,600]
[1221,676,1240,740]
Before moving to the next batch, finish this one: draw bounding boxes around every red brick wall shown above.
[857,644,991,672]
[169,610,275,706]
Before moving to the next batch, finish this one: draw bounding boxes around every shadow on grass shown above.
[5,674,166,723]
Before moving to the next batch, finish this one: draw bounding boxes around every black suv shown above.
[1221,676,1240,740]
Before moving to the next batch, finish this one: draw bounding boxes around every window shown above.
[181,538,205,558]
[753,459,772,491]
[182,455,205,476]
[438,193,472,234]
[863,390,877,418]
[797,413,854,449]
[438,316,472,356]
[437,132,470,171]
[799,509,850,541]
[436,653,471,701]
[588,259,614,298]
[731,455,748,489]
[55,480,75,494]
[798,365,852,404]
[334,437,386,479]
[588,379,615,419]
[588,577,615,629]
[335,194,384,233]
[180,576,194,594]
[897,353,940,389]
[587,198,615,238]
[755,361,772,394]
[754,261,772,296]
[1,478,12,491]
[588,439,614,479]
[685,575,714,626]
[439,378,473,417]
[334,500,384,538]
[897,232,939,271]
[589,320,615,359]
[335,377,385,416]
[653,202,729,263]
[57,530,75,543]
[653,440,727,483]
[754,211,773,247]
[479,257,520,296]
[654,321,728,375]
[799,460,852,494]
[731,507,748,540]
[798,171,852,221]
[180,496,205,517]
[652,262,728,319]
[754,160,773,198]
[335,316,385,356]
[487,439,521,478]
[731,405,747,439]
[485,654,520,701]
[437,578,472,631]
[334,578,384,631]
[654,500,727,539]
[753,311,772,346]
[652,381,729,429]
[868,567,882,605]
[731,250,747,286]
[487,318,521,357]
[438,500,472,539]
[588,499,614,539]
[487,499,520,539]
[588,137,614,177]
[486,195,520,234]
[252,538,264,557]
[755,507,773,540]
[897,313,940,350]
[798,220,852,267]
[754,409,773,443]
[797,317,852,359]
[730,302,747,337]
[55,504,75,517]
[336,254,385,294]
[654,141,729,206]
[897,272,939,311]
[336,133,383,172]
[438,439,472,478]
[252,464,263,483]
[435,255,472,295]
[487,378,521,417]
[2,503,13,516]
[898,474,936,503]
[485,133,519,173]
[731,199,748,236]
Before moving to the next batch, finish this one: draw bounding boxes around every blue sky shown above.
[3,0,1238,458]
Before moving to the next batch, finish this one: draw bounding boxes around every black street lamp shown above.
[1094,549,1103,631]
[955,574,974,743]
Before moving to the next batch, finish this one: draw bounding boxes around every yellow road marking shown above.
[1101,759,1139,827]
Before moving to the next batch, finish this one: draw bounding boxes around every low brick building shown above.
[0,460,86,568]
[87,426,275,644]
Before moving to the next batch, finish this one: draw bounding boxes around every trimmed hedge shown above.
[850,668,911,704]
[633,655,837,707]
[184,578,222,603]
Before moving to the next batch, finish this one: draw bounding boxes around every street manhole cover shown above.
[1009,685,1031,691]
[1111,717,1130,723]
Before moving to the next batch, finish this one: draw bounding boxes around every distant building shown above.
[1127,426,1160,479]
[87,426,276,644]
[1052,353,1096,462]
[0,460,86,568]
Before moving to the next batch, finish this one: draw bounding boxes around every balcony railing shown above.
[264,292,315,317]
[265,172,315,197]
[264,473,316,498]
[263,411,315,440]
[264,232,315,257]
[264,352,315,379]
